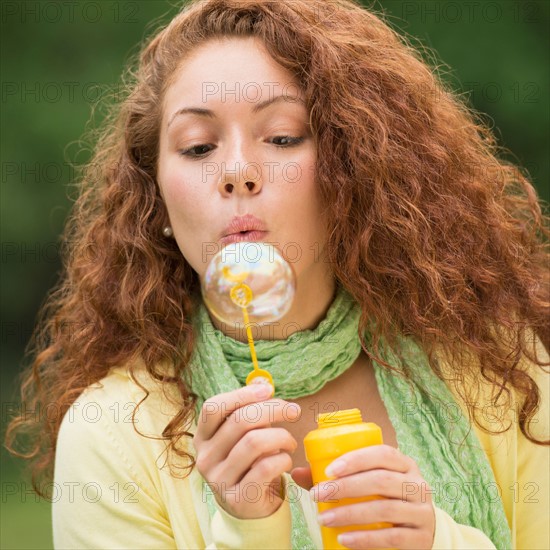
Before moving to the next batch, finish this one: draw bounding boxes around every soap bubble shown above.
[201,242,296,325]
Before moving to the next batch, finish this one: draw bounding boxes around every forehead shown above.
[163,36,302,109]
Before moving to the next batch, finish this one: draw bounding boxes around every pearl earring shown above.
[162,226,173,238]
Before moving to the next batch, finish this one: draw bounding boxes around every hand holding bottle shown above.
[293,444,436,549]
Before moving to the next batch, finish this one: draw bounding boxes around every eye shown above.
[270,136,304,147]
[178,136,305,159]
[178,144,214,158]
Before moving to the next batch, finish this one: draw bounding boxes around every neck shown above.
[208,270,336,343]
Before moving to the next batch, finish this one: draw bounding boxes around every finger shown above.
[336,526,433,550]
[219,399,300,437]
[195,384,273,441]
[238,451,294,490]
[317,498,430,529]
[201,401,300,468]
[314,470,427,502]
[218,427,298,486]
[290,466,313,490]
[325,445,416,478]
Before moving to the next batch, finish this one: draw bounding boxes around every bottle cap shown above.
[317,408,363,428]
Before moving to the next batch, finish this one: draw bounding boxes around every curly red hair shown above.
[5,0,549,499]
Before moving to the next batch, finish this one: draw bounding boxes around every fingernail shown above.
[310,484,324,501]
[286,403,301,418]
[338,533,354,546]
[252,383,272,398]
[317,511,335,525]
[325,459,346,477]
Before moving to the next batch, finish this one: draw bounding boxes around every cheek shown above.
[292,155,321,218]
[164,178,190,208]
[159,167,204,224]
[278,157,325,245]
[280,149,316,197]
[161,175,209,273]
[158,150,190,198]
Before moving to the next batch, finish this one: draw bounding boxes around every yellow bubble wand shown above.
[222,266,275,391]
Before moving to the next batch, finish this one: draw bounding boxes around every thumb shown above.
[290,466,313,490]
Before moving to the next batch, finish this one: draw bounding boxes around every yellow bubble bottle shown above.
[304,408,393,549]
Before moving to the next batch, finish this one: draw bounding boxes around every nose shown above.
[219,177,261,195]
[217,153,263,197]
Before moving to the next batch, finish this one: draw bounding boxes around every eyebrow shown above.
[167,94,305,128]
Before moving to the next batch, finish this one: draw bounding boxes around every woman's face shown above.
[157,36,331,286]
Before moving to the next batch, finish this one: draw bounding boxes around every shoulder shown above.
[434,327,549,481]
[518,329,550,439]
[435,327,549,435]
[482,327,549,440]
[57,360,194,474]
[52,363,202,548]
[61,361,176,427]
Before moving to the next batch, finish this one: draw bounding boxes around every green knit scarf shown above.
[185,284,512,549]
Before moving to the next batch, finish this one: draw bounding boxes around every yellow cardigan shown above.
[52,333,549,549]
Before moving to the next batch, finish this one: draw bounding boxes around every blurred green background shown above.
[1,0,548,547]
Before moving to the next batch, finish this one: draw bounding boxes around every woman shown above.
[5,0,549,548]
